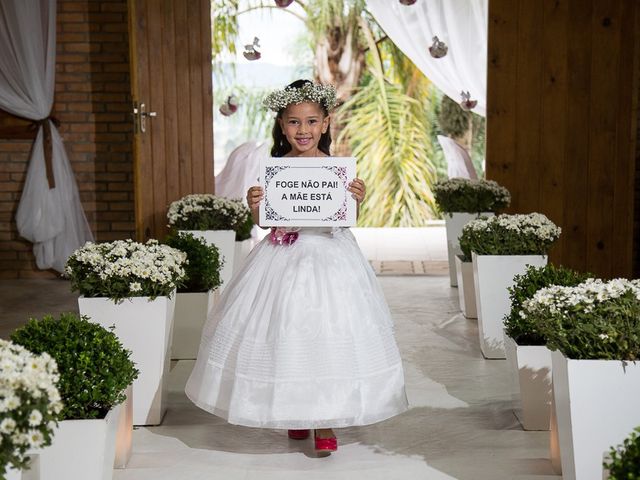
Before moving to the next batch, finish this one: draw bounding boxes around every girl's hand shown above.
[246,186,264,210]
[348,178,366,203]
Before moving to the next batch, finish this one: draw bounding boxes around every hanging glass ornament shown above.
[274,0,294,6]
[219,96,239,116]
[459,91,477,111]
[399,0,417,5]
[243,37,261,61]
[429,36,448,58]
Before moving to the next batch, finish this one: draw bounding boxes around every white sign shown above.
[259,157,357,227]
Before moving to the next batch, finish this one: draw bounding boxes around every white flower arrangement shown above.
[167,194,249,232]
[459,213,561,258]
[65,239,187,301]
[0,340,62,474]
[520,278,640,360]
[433,178,511,213]
[262,82,338,112]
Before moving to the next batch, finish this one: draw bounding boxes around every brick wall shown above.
[0,0,134,278]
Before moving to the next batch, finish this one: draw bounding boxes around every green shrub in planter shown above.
[167,194,250,232]
[605,427,640,479]
[10,313,139,420]
[504,264,591,345]
[459,213,561,260]
[165,232,222,293]
[521,278,640,360]
[235,213,254,241]
[433,178,511,214]
[65,239,187,302]
[0,340,62,476]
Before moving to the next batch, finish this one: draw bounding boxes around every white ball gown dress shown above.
[185,226,409,429]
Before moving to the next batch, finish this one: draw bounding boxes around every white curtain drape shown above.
[215,140,269,203]
[366,0,488,116]
[0,0,93,272]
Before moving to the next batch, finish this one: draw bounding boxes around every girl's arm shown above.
[246,186,267,228]
[348,178,366,220]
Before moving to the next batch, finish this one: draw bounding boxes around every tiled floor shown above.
[114,275,559,480]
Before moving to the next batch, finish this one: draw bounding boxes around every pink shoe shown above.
[287,429,310,440]
[314,430,337,454]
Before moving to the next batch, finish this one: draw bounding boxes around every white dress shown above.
[185,227,408,429]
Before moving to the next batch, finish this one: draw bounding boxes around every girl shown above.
[185,79,408,455]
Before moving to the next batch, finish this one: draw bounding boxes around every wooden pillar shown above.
[486,0,640,278]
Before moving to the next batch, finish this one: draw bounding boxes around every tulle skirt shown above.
[185,227,408,428]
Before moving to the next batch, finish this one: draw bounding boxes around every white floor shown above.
[115,274,560,480]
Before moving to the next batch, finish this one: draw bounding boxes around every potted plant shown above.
[0,340,61,480]
[233,213,256,274]
[10,314,138,480]
[165,232,222,360]
[433,178,510,287]
[523,279,640,480]
[459,213,560,358]
[503,264,590,430]
[66,239,186,425]
[167,194,250,291]
[604,427,640,479]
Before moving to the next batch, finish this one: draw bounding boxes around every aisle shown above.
[116,275,560,480]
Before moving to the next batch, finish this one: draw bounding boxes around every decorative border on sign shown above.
[264,166,290,221]
[321,165,348,221]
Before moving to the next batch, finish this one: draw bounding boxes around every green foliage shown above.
[504,264,591,345]
[211,0,239,69]
[235,213,254,241]
[532,282,640,361]
[167,195,250,232]
[433,178,510,214]
[165,233,222,293]
[459,214,561,258]
[605,427,640,479]
[10,314,138,420]
[438,95,471,138]
[337,23,437,226]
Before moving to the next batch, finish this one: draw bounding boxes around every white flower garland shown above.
[0,340,62,454]
[262,82,338,112]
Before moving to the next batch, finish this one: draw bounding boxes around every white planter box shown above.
[181,230,235,292]
[504,336,552,430]
[233,238,255,274]
[36,403,121,480]
[5,462,38,480]
[78,295,176,425]
[454,255,477,318]
[445,212,493,287]
[172,291,215,360]
[552,350,640,480]
[113,386,132,468]
[549,383,562,474]
[472,253,547,359]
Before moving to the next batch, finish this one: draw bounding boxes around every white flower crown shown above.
[263,82,338,112]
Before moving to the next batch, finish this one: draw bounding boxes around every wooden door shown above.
[128,0,214,241]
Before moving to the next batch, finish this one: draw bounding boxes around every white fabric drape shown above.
[366,0,488,116]
[215,140,269,203]
[437,135,477,179]
[0,0,93,272]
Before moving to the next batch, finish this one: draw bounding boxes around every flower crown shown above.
[263,82,338,112]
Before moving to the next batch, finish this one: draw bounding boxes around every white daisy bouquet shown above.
[520,278,640,360]
[0,340,62,476]
[433,178,511,214]
[65,239,187,301]
[459,213,561,259]
[167,194,249,233]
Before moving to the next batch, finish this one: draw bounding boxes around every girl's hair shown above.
[270,79,332,157]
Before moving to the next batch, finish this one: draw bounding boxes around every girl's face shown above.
[278,102,329,156]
